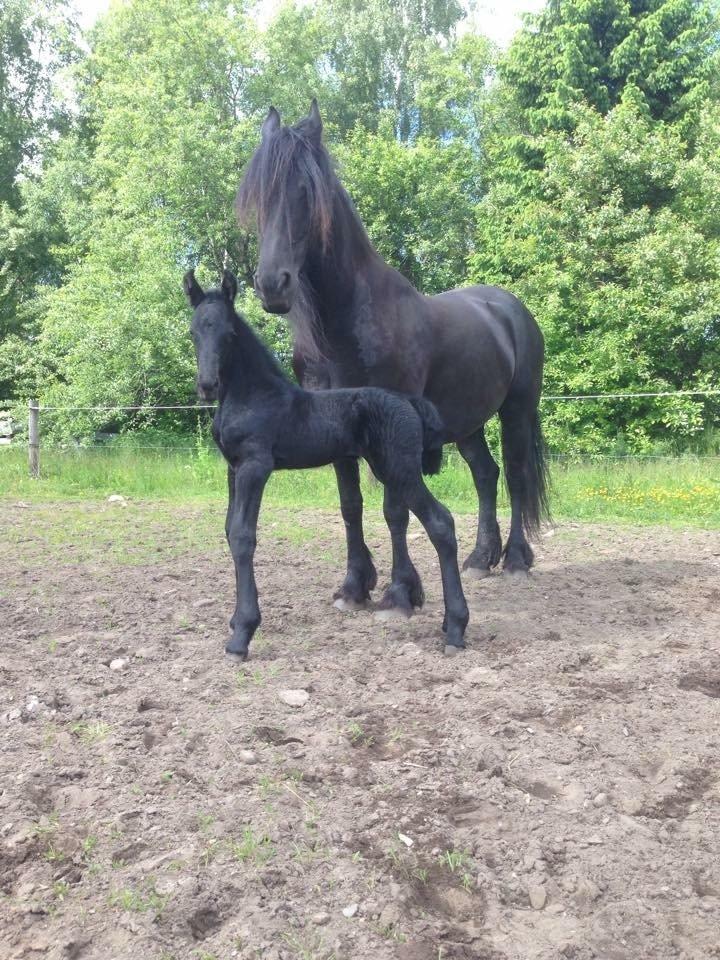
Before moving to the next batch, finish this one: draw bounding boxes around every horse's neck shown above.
[308,188,419,329]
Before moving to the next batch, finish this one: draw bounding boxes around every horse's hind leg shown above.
[405,482,469,650]
[332,458,378,609]
[377,485,424,618]
[457,428,502,578]
[498,397,540,574]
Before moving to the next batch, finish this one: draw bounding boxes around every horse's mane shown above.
[235,124,335,250]
[235,119,376,363]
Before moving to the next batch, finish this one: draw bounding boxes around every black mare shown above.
[184,269,469,659]
[236,101,550,616]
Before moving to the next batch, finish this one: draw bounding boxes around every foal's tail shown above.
[408,397,445,476]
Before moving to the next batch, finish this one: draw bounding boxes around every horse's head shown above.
[236,100,333,315]
[183,269,238,401]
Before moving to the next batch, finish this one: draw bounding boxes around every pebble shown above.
[278,689,309,708]
[465,667,499,686]
[109,658,128,672]
[107,494,127,507]
[398,642,421,658]
[312,912,330,926]
[622,797,643,816]
[24,696,41,715]
[593,792,608,807]
[192,598,214,609]
[342,903,358,918]
[528,884,547,910]
[238,750,257,764]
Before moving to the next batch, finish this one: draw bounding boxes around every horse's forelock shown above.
[236,126,334,250]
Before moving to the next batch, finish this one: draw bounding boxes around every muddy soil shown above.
[1,500,719,960]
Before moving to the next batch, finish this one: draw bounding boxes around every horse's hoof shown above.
[333,597,366,613]
[463,566,492,580]
[444,643,466,657]
[504,567,529,579]
[374,606,413,622]
[225,650,248,664]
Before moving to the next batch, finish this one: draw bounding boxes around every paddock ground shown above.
[1,499,719,960]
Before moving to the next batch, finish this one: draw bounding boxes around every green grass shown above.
[1,444,719,525]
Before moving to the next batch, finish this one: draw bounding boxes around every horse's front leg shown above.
[226,456,271,661]
[332,458,377,609]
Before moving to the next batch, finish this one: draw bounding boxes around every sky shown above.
[73,0,545,47]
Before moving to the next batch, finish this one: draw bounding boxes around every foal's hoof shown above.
[444,643,466,657]
[333,597,366,613]
[374,606,412,623]
[504,567,529,579]
[463,566,492,581]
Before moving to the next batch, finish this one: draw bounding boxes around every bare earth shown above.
[1,500,719,960]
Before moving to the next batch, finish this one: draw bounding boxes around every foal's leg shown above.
[226,456,271,661]
[457,428,502,578]
[332,458,377,609]
[226,465,237,630]
[377,485,424,618]
[405,482,469,650]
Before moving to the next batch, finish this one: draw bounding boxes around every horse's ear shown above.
[183,270,204,308]
[305,98,323,145]
[261,106,281,140]
[221,269,238,303]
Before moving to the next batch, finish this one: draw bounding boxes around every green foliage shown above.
[0,0,718,456]
[474,0,720,452]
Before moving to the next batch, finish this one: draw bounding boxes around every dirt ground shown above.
[1,499,719,960]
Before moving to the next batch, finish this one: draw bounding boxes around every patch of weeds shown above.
[257,774,281,798]
[52,880,70,901]
[200,839,222,867]
[229,827,275,865]
[30,812,59,840]
[160,769,174,784]
[351,851,363,863]
[388,727,403,744]
[71,720,110,744]
[346,721,374,748]
[196,812,215,833]
[375,921,407,943]
[413,866,429,884]
[44,844,66,863]
[47,638,58,654]
[291,839,329,867]
[108,879,169,915]
[441,848,472,874]
[81,835,98,861]
[281,931,335,960]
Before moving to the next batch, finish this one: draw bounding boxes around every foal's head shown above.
[235,99,333,315]
[183,269,238,402]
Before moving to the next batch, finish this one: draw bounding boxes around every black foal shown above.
[184,269,469,660]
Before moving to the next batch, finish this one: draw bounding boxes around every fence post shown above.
[28,399,40,479]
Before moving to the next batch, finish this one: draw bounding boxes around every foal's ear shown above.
[221,269,238,303]
[261,106,281,140]
[183,270,204,308]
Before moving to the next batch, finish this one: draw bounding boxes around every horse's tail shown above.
[516,407,551,538]
[408,396,445,476]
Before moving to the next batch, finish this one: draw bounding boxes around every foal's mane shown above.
[207,290,287,383]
